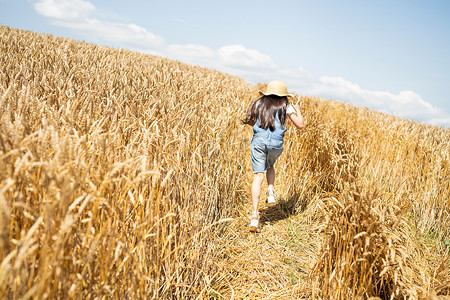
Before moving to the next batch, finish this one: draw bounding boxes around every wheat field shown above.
[0,26,449,299]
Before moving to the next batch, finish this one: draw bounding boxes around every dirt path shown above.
[211,185,322,299]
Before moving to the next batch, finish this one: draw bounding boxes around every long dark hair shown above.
[242,95,289,131]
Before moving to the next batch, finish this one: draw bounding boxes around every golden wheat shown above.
[0,26,250,298]
[1,26,449,299]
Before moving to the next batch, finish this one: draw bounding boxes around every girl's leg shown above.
[266,166,275,194]
[251,172,265,212]
[265,166,277,207]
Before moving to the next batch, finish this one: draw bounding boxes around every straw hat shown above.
[259,80,294,97]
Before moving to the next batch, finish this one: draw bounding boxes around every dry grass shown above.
[1,26,449,299]
[0,26,249,298]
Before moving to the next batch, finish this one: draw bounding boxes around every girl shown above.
[243,80,304,232]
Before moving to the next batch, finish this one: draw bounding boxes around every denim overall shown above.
[250,113,287,173]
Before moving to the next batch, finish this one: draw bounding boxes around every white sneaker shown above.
[266,189,277,207]
[249,211,259,232]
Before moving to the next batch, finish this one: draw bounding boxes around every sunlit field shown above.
[1,26,449,299]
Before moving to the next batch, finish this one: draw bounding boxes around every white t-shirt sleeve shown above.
[286,104,296,115]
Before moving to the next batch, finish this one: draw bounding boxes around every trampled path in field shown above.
[211,177,322,299]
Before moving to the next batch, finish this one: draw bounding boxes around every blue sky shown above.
[1,0,450,127]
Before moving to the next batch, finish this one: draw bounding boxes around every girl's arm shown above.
[288,103,304,130]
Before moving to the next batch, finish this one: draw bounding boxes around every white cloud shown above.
[34,0,94,20]
[166,44,279,82]
[218,45,277,70]
[296,75,450,127]
[54,19,166,50]
[33,0,165,50]
[167,44,216,66]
